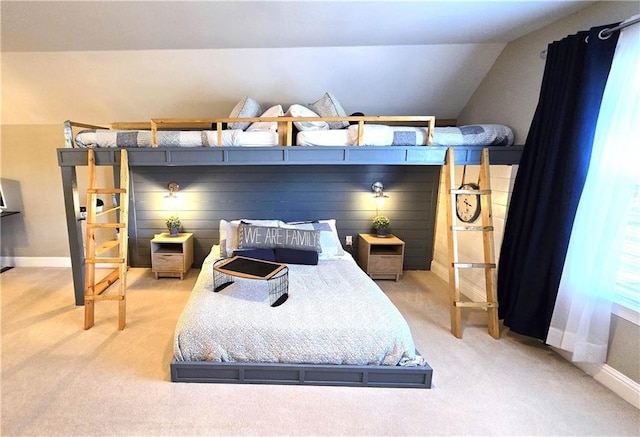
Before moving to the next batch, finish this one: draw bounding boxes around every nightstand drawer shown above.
[152,253,184,271]
[370,255,403,273]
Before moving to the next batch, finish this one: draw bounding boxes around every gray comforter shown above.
[174,247,425,367]
[432,124,514,146]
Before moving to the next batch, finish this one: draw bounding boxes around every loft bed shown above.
[59,114,523,305]
[60,116,522,166]
[58,113,523,389]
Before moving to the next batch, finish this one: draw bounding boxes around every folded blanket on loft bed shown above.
[432,124,514,146]
[174,235,426,367]
[296,124,514,147]
[71,122,513,148]
[73,129,279,148]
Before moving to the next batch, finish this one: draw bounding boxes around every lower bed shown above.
[172,246,433,388]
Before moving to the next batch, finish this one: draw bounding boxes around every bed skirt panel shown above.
[170,356,433,388]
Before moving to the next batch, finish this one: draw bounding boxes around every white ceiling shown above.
[2,0,611,127]
[2,0,598,52]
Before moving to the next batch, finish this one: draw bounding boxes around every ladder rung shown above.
[450,188,492,195]
[87,188,127,194]
[95,240,120,255]
[455,301,499,308]
[451,225,494,231]
[87,223,126,229]
[452,262,496,269]
[86,258,126,264]
[85,295,125,302]
[89,268,123,296]
[96,206,121,217]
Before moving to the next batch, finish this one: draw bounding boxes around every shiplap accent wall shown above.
[127,165,441,270]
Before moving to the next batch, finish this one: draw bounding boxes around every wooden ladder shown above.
[84,149,130,330]
[444,148,499,339]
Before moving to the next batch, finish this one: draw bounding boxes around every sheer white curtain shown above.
[546,16,640,363]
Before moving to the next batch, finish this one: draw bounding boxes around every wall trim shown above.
[554,349,640,410]
[430,259,448,282]
[587,363,640,410]
[1,256,71,268]
[612,302,640,326]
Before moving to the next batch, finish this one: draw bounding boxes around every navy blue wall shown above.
[128,165,440,270]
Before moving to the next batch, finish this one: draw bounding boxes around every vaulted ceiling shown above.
[2,1,597,52]
[1,1,602,125]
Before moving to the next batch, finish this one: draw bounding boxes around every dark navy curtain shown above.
[497,23,620,340]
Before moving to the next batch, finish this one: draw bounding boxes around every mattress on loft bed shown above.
[173,244,427,368]
[296,124,514,147]
[74,129,279,148]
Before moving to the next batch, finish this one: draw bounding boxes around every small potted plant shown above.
[166,215,181,237]
[372,215,390,237]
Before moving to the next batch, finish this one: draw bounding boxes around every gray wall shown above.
[127,165,440,270]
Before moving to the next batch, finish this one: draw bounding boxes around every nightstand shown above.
[358,233,405,281]
[151,232,194,279]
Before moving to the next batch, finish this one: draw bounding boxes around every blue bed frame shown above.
[171,353,433,388]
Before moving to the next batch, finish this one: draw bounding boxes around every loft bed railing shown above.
[64,116,437,149]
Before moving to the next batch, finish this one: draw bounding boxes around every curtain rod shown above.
[540,15,640,60]
[600,15,640,37]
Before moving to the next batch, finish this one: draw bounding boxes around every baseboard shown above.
[554,348,640,409]
[588,363,640,410]
[0,257,122,269]
[430,260,448,282]
[0,256,71,268]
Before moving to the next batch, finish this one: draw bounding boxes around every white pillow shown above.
[318,219,345,258]
[279,219,344,259]
[308,92,349,129]
[219,219,280,257]
[228,97,262,130]
[285,104,330,131]
[246,104,284,132]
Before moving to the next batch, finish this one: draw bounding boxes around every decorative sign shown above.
[238,224,321,252]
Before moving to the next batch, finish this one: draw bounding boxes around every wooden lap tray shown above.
[212,256,289,307]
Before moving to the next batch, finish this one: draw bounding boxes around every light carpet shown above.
[1,267,638,436]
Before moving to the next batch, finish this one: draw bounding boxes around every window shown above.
[615,181,640,324]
